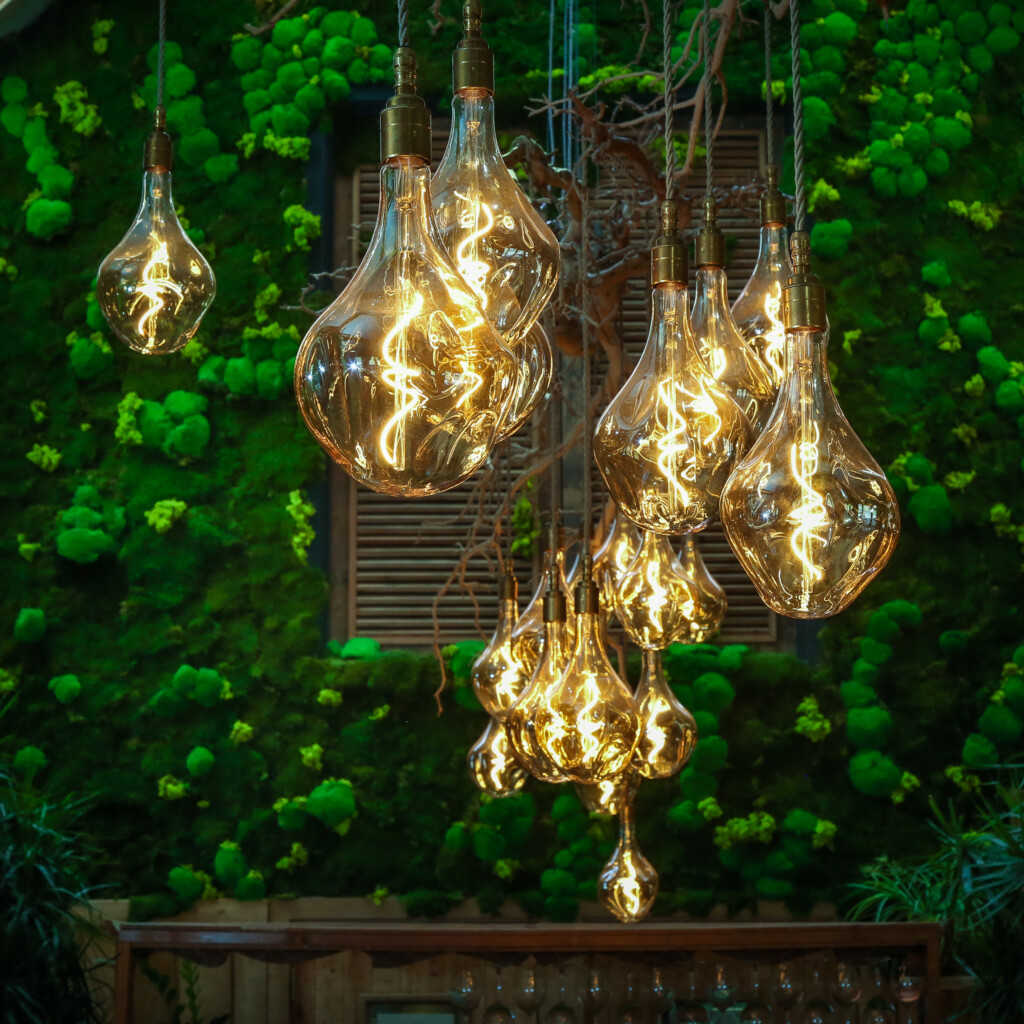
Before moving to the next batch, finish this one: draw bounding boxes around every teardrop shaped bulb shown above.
[97,164,215,355]
[467,716,528,796]
[471,569,528,720]
[633,649,696,779]
[575,768,639,815]
[676,535,727,642]
[720,327,900,617]
[615,530,702,650]
[597,800,658,922]
[496,321,553,441]
[592,512,642,617]
[595,280,750,535]
[532,577,639,783]
[511,544,574,674]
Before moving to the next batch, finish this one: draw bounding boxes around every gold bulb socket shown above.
[453,0,494,93]
[694,194,725,268]
[574,577,601,615]
[144,105,173,170]
[380,47,432,163]
[651,198,688,285]
[543,588,567,623]
[782,230,828,332]
[499,568,517,601]
[760,163,786,227]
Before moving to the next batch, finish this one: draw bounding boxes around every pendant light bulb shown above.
[97,108,215,355]
[691,196,776,434]
[595,200,750,536]
[511,524,575,673]
[531,563,639,784]
[294,48,518,497]
[506,565,571,783]
[597,798,658,923]
[676,535,727,642]
[471,564,528,720]
[632,649,696,780]
[431,0,559,438]
[731,165,791,388]
[467,716,528,796]
[576,768,639,816]
[615,530,702,651]
[592,512,642,619]
[720,233,900,618]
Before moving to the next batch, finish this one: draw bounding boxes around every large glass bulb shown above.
[720,256,900,617]
[597,798,658,923]
[531,572,639,784]
[576,768,639,815]
[471,567,528,720]
[595,202,750,535]
[615,530,702,650]
[691,199,775,434]
[731,165,791,388]
[632,649,696,779]
[592,512,641,617]
[497,322,553,441]
[467,716,527,796]
[676,535,727,642]
[506,572,571,783]
[511,535,574,673]
[97,112,215,355]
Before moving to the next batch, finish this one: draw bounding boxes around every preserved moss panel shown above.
[2,0,1024,922]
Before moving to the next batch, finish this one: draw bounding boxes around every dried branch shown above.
[243,0,301,36]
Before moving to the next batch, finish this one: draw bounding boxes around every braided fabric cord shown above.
[580,199,593,548]
[703,0,713,194]
[549,345,560,528]
[790,0,806,230]
[397,0,409,48]
[156,0,167,108]
[663,0,676,197]
[764,0,774,167]
[547,0,556,153]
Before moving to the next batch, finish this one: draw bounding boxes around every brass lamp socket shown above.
[694,194,725,268]
[499,567,517,601]
[453,0,494,93]
[380,47,432,163]
[782,230,828,332]
[573,553,600,615]
[543,587,567,623]
[760,163,786,227]
[144,106,173,170]
[651,198,688,285]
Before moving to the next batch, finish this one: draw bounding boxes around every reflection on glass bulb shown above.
[497,322,553,441]
[471,568,528,720]
[592,512,642,618]
[615,530,702,650]
[511,542,574,673]
[98,150,215,355]
[633,649,696,779]
[720,327,900,618]
[595,280,750,535]
[467,716,527,796]
[597,799,658,922]
[575,767,639,815]
[676,535,727,642]
[506,571,571,783]
[532,574,639,783]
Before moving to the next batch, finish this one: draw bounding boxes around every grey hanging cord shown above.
[547,0,556,154]
[580,198,594,551]
[156,0,167,109]
[397,0,410,48]
[790,0,806,230]
[702,0,713,195]
[662,0,676,197]
[763,0,774,168]
[548,354,561,530]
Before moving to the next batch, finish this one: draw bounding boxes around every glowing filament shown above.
[379,290,427,468]
[453,190,494,309]
[787,423,828,597]
[128,242,184,341]
[761,282,786,384]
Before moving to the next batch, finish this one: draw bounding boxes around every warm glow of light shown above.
[128,241,184,342]
[453,190,495,309]
[379,289,426,468]
[787,423,828,604]
[761,281,786,385]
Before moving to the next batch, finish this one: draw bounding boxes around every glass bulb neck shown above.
[755,223,791,271]
[141,168,175,220]
[642,648,661,676]
[695,265,731,306]
[377,158,433,251]
[447,90,502,168]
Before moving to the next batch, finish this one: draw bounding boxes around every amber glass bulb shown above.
[692,261,776,434]
[633,650,696,779]
[676,535,727,642]
[597,799,658,923]
[294,154,518,497]
[532,576,639,784]
[468,717,527,796]
[506,581,571,784]
[497,321,553,441]
[576,768,639,815]
[592,513,642,616]
[97,165,215,355]
[720,328,900,617]
[511,544,574,673]
[471,570,528,720]
[595,281,750,535]
[732,226,791,389]
[615,530,702,650]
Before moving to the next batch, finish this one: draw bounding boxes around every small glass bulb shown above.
[467,716,528,796]
[676,535,727,642]
[97,117,215,355]
[592,512,642,617]
[532,575,639,784]
[720,326,900,618]
[471,568,528,720]
[595,279,750,536]
[615,530,702,650]
[633,649,696,779]
[575,768,639,815]
[692,255,776,434]
[597,799,658,922]
[511,542,574,673]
